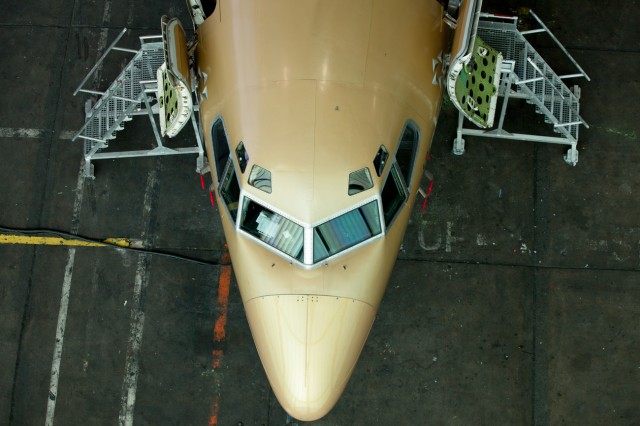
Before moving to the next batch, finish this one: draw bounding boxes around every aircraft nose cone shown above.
[244,294,376,421]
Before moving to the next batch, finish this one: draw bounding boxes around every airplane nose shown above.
[244,294,376,421]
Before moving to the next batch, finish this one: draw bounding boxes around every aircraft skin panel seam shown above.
[312,80,318,225]
[243,294,376,310]
[305,296,310,390]
[361,0,375,89]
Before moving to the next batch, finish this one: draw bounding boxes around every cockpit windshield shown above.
[312,200,381,263]
[240,197,305,261]
[239,196,382,265]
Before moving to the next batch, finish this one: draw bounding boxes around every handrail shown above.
[526,10,591,82]
[479,12,518,24]
[73,28,129,96]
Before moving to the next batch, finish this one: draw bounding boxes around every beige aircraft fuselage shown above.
[195,0,447,420]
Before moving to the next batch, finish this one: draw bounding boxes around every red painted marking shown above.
[212,349,224,369]
[209,247,232,425]
[220,244,231,264]
[421,181,435,213]
[200,174,205,190]
[214,267,231,342]
[208,401,219,426]
[209,191,215,207]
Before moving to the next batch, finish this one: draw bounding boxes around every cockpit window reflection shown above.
[211,119,230,181]
[235,141,249,173]
[396,121,420,187]
[249,164,273,193]
[219,158,241,222]
[240,197,304,260]
[381,164,407,227]
[373,145,389,177]
[348,167,374,196]
[313,200,382,263]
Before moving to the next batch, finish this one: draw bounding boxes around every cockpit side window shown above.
[373,145,389,177]
[219,158,241,223]
[211,119,230,181]
[348,167,374,196]
[235,141,249,173]
[395,121,420,188]
[202,0,217,16]
[381,164,407,227]
[248,165,273,194]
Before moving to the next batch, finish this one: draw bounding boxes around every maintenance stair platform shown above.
[72,26,204,178]
[446,2,590,165]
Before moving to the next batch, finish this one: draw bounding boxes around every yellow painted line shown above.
[103,238,132,248]
[0,234,131,248]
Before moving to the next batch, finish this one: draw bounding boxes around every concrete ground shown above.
[1,0,638,425]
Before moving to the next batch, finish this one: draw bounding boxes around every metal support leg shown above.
[83,157,95,179]
[190,111,205,173]
[564,143,579,166]
[496,73,513,132]
[453,110,466,155]
[143,90,164,149]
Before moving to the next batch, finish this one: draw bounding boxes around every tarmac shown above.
[1,0,638,425]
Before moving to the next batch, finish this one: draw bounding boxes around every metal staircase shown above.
[73,28,204,178]
[451,11,590,165]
